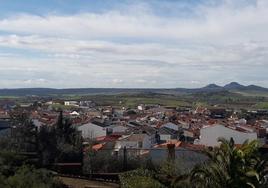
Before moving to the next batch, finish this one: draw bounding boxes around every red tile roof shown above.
[92,143,105,151]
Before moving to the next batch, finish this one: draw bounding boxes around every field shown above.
[59,91,268,110]
[79,93,190,108]
[254,102,268,109]
[1,89,268,110]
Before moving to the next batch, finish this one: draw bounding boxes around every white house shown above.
[64,101,78,106]
[78,122,108,139]
[115,133,152,150]
[194,124,257,146]
[158,127,178,142]
[137,105,145,111]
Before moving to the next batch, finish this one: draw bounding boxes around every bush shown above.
[0,165,65,188]
[119,168,165,188]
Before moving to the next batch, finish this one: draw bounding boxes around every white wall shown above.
[115,141,140,149]
[115,134,152,149]
[78,123,107,139]
[196,124,257,146]
[160,134,171,141]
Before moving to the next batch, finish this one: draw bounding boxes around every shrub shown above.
[0,165,65,188]
[119,168,165,188]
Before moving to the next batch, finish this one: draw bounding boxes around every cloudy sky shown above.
[0,0,268,88]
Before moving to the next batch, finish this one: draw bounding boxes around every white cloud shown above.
[0,0,268,88]
[0,1,266,42]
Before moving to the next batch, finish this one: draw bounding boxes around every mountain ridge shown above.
[0,82,267,96]
[223,82,245,89]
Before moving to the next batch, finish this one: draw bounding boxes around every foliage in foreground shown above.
[120,138,268,188]
[191,138,268,188]
[0,149,65,188]
[0,165,65,188]
[119,168,165,188]
[119,160,191,188]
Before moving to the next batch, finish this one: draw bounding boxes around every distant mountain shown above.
[171,82,268,94]
[203,84,222,89]
[223,82,245,89]
[0,82,267,97]
[245,84,268,91]
[191,84,223,93]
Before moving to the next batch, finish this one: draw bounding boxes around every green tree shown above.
[0,149,65,188]
[10,110,37,153]
[190,138,268,188]
[38,111,82,165]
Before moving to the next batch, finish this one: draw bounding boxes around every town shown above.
[1,0,268,187]
[0,91,268,187]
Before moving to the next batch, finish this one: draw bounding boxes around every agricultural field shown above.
[1,89,268,110]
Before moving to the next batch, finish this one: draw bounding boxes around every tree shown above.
[190,138,268,188]
[38,125,58,166]
[38,111,83,165]
[9,110,37,153]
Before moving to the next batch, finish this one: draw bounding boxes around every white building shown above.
[115,133,153,150]
[78,122,108,139]
[137,105,145,111]
[158,127,178,142]
[194,124,257,146]
[64,101,78,106]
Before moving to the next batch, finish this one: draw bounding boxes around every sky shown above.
[0,0,268,88]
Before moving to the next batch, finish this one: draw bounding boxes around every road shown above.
[58,176,119,188]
